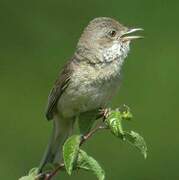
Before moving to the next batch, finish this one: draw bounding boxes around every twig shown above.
[44,163,64,180]
[40,110,109,180]
[80,124,107,146]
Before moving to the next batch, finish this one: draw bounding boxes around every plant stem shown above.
[42,122,107,180]
[80,124,107,146]
[44,163,64,180]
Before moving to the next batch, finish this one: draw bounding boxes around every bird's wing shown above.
[45,59,74,120]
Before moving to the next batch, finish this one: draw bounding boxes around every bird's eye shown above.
[109,30,117,37]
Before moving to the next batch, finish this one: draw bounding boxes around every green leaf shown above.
[125,131,147,159]
[63,135,82,175]
[19,176,35,180]
[105,109,124,138]
[77,149,105,180]
[120,105,133,120]
[104,107,147,159]
[19,168,38,180]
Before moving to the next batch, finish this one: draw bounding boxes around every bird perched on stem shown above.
[38,17,143,173]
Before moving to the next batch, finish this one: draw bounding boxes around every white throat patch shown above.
[102,41,130,64]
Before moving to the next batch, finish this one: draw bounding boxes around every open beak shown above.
[121,28,144,42]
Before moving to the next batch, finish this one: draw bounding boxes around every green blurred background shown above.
[0,0,179,179]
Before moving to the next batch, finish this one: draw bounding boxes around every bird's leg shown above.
[97,107,110,121]
[80,108,110,145]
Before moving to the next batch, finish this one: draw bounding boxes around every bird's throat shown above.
[102,42,130,63]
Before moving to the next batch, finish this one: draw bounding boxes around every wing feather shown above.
[45,59,73,120]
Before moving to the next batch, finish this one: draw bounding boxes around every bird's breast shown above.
[58,59,123,118]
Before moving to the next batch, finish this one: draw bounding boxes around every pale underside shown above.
[57,42,130,118]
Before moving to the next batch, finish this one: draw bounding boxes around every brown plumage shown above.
[39,17,143,174]
[46,58,74,120]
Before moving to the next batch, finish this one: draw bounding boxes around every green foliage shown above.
[63,135,82,175]
[120,105,133,120]
[19,168,38,180]
[77,149,105,180]
[105,107,147,159]
[105,109,124,138]
[19,106,147,180]
[63,135,105,180]
[125,131,147,159]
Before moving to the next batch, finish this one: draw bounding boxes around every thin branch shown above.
[80,124,107,146]
[41,122,107,180]
[44,163,64,180]
[39,108,110,180]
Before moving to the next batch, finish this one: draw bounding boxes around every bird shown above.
[38,17,143,173]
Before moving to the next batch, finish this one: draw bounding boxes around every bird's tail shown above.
[38,116,74,174]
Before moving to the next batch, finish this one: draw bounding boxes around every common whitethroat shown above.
[39,17,143,173]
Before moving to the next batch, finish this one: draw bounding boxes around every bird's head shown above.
[77,17,143,63]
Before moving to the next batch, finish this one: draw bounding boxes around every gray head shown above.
[77,17,143,63]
